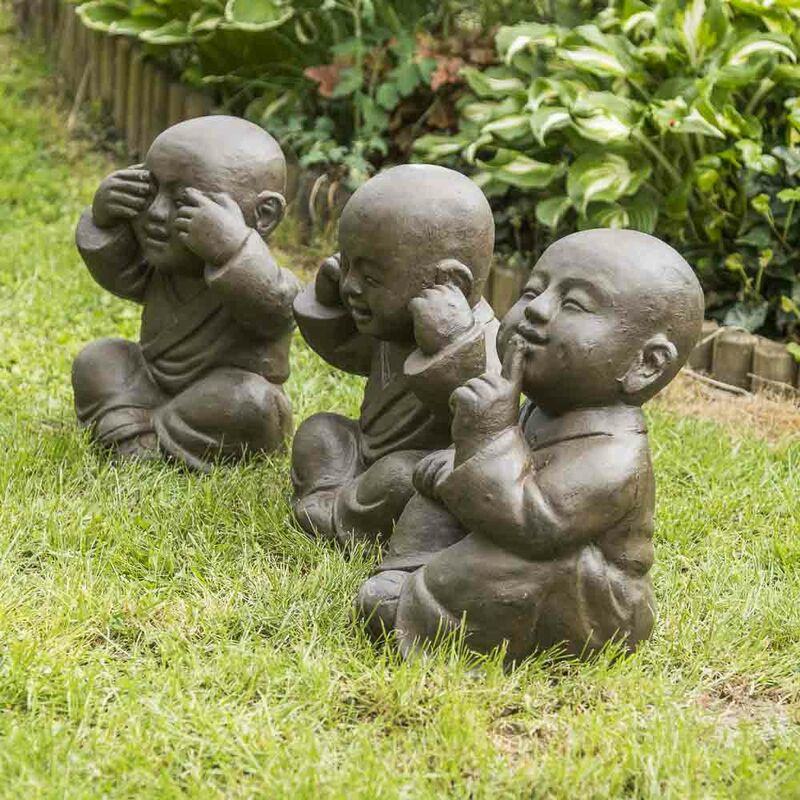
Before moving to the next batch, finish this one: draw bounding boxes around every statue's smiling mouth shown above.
[347,301,372,323]
[516,322,548,346]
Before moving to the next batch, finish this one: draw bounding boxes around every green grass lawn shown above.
[1,16,800,799]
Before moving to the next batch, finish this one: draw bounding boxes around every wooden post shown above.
[113,37,131,133]
[126,51,144,158]
[711,328,756,390]
[489,263,526,319]
[75,17,90,96]
[149,68,170,147]
[58,3,76,91]
[100,32,116,107]
[751,337,798,393]
[183,88,214,119]
[89,29,103,103]
[139,61,155,156]
[687,319,719,372]
[167,81,187,127]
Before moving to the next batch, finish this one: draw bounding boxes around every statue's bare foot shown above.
[114,432,159,461]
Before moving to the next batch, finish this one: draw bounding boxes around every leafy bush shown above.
[74,0,503,189]
[414,0,800,338]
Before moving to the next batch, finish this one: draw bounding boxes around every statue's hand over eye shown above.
[174,189,249,267]
[92,166,153,228]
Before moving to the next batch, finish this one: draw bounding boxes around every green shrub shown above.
[414,0,800,338]
[74,1,502,189]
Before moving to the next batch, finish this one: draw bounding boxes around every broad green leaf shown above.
[622,190,659,233]
[572,109,633,143]
[109,14,167,35]
[556,46,628,77]
[584,202,630,229]
[567,153,649,213]
[529,107,571,145]
[188,8,222,34]
[751,193,773,220]
[391,61,422,97]
[481,115,532,142]
[412,134,467,160]
[478,153,565,189]
[536,196,572,229]
[777,188,800,202]
[140,20,192,44]
[724,301,768,332]
[375,83,399,111]
[651,98,726,138]
[772,145,800,175]
[677,0,729,66]
[330,67,363,98]
[726,32,797,66]
[76,0,128,32]
[735,140,780,175]
[461,68,525,99]
[224,0,293,31]
[496,22,560,64]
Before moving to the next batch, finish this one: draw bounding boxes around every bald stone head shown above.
[336,165,495,341]
[132,115,287,273]
[498,228,704,412]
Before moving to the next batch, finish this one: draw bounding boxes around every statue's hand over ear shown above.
[409,283,474,356]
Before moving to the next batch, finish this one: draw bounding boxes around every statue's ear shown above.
[254,190,286,239]
[434,258,474,300]
[619,334,678,397]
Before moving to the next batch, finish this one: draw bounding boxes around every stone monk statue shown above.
[72,116,301,470]
[291,164,500,547]
[357,229,704,663]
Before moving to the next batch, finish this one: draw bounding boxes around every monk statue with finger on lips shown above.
[357,229,705,663]
[291,164,500,548]
[71,116,301,470]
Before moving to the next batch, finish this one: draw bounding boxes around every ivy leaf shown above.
[535,196,572,229]
[330,67,363,98]
[723,301,768,332]
[375,83,400,111]
[391,62,422,97]
[736,140,780,175]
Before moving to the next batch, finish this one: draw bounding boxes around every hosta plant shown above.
[414,0,800,338]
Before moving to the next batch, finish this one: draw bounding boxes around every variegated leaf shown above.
[529,107,571,145]
[535,196,573,229]
[478,154,566,189]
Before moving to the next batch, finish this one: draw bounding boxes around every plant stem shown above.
[634,129,683,185]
